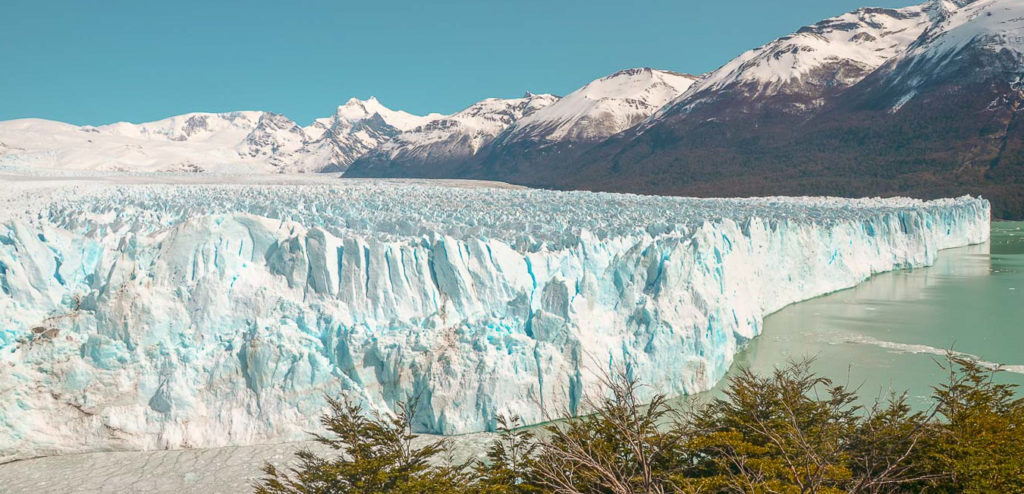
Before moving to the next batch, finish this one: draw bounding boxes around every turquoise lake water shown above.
[710,221,1024,408]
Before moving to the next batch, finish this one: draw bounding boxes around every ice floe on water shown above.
[838,334,1024,375]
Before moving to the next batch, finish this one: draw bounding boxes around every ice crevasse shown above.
[0,182,989,461]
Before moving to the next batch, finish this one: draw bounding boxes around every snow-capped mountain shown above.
[99,111,267,143]
[657,0,1018,120]
[648,3,937,121]
[345,93,558,177]
[551,0,1024,218]
[378,93,558,159]
[345,0,1022,218]
[343,69,699,179]
[2,66,702,179]
[499,68,698,144]
[307,96,442,139]
[0,98,441,173]
[345,3,968,184]
[2,0,1021,215]
[0,68,699,178]
[0,113,276,173]
[870,0,1024,112]
[297,97,444,172]
[241,113,310,163]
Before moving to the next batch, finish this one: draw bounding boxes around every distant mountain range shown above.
[1,0,1021,217]
[0,98,442,174]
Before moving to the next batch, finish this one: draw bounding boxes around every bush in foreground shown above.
[255,356,1024,493]
[254,397,465,494]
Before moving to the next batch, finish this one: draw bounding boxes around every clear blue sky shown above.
[1,0,915,126]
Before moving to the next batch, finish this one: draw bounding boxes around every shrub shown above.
[470,415,542,493]
[926,356,1024,493]
[255,355,1024,493]
[254,397,465,494]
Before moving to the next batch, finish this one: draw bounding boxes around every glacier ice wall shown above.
[0,182,989,461]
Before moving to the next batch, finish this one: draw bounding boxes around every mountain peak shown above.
[667,1,934,114]
[879,0,1024,105]
[324,97,441,134]
[910,0,1024,57]
[337,97,387,118]
[500,67,699,144]
[604,68,698,81]
[332,97,402,127]
[343,96,379,105]
[608,67,654,78]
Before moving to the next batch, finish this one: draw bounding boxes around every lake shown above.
[714,220,1024,409]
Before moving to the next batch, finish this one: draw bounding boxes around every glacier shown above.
[0,179,989,462]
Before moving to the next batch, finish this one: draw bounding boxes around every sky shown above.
[1,0,917,126]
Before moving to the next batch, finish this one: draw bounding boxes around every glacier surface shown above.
[0,179,989,461]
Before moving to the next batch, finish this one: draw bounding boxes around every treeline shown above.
[255,357,1024,493]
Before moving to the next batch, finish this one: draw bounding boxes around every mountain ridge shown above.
[347,0,1024,218]
[2,0,1022,216]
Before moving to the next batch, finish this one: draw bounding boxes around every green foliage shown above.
[253,396,465,494]
[678,360,861,493]
[471,415,542,493]
[255,355,1024,494]
[925,356,1024,493]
